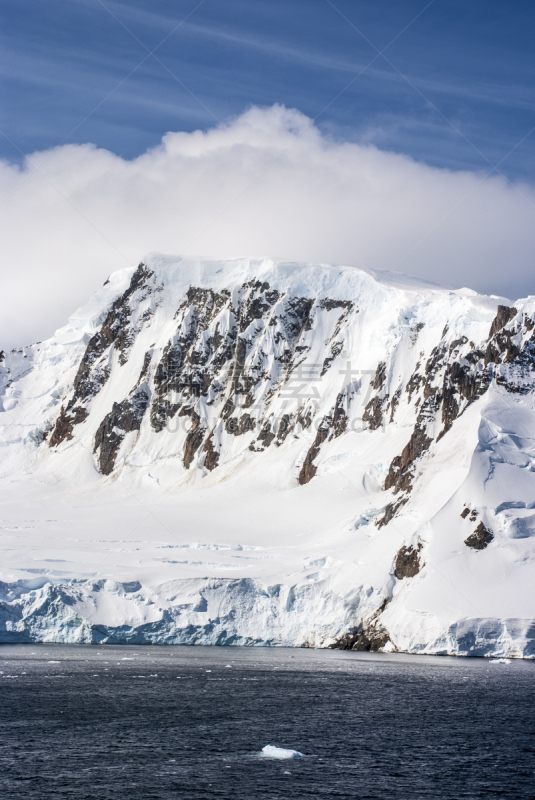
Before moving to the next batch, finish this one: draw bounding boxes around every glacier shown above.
[0,255,534,658]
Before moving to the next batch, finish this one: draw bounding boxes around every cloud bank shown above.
[1,104,534,348]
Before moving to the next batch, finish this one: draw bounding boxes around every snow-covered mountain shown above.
[1,255,534,658]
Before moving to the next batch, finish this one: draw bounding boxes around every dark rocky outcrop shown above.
[380,303,535,527]
[489,304,518,339]
[376,497,408,529]
[320,341,344,376]
[362,362,389,430]
[410,321,425,344]
[381,314,523,522]
[275,413,294,444]
[136,351,153,385]
[389,388,402,422]
[330,626,391,652]
[46,271,371,476]
[71,263,153,399]
[148,281,318,440]
[465,522,494,550]
[330,393,349,438]
[202,434,220,472]
[256,422,276,449]
[362,395,387,431]
[278,295,314,341]
[45,268,535,492]
[406,366,423,402]
[183,426,205,470]
[329,599,392,652]
[484,305,535,376]
[298,425,329,485]
[394,543,423,579]
[50,263,156,448]
[150,287,233,431]
[93,386,150,475]
[296,393,351,483]
[225,416,239,435]
[439,355,490,437]
[384,427,433,494]
[320,298,353,313]
[48,406,88,447]
[238,414,256,436]
[181,410,205,469]
[371,361,387,391]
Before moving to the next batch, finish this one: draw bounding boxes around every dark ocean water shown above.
[0,645,534,800]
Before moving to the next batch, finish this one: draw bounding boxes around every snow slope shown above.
[1,255,534,657]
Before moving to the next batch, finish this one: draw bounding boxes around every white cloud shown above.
[1,104,534,348]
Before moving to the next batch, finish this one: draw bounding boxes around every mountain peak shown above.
[0,256,533,658]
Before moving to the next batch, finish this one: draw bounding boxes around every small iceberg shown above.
[260,745,304,759]
[489,658,511,664]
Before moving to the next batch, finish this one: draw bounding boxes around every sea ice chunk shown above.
[489,658,511,664]
[260,745,304,759]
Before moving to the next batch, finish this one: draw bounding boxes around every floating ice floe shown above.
[489,658,511,664]
[260,745,304,759]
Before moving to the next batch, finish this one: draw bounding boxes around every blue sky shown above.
[1,0,534,178]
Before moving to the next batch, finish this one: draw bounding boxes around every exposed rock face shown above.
[330,393,349,438]
[299,426,329,485]
[489,304,519,339]
[48,406,88,447]
[298,393,350,484]
[384,428,433,494]
[50,263,159,448]
[42,267,535,494]
[362,361,388,430]
[381,302,535,524]
[150,286,233,433]
[329,599,392,652]
[394,543,423,579]
[275,413,293,444]
[202,434,220,472]
[376,498,407,530]
[47,268,362,479]
[182,410,204,469]
[465,522,494,550]
[93,385,150,475]
[330,626,391,652]
[143,278,330,469]
[362,395,386,431]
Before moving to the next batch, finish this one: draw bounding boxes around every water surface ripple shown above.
[0,645,534,799]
